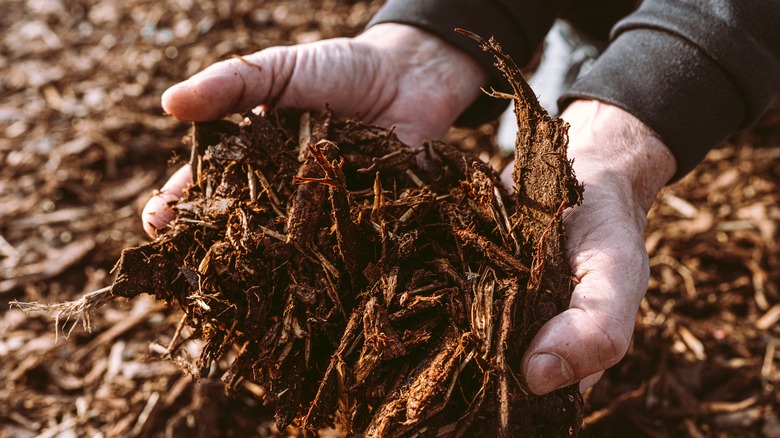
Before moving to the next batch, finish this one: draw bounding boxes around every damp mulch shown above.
[2,0,779,437]
[19,37,583,437]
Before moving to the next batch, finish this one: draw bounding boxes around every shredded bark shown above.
[51,36,583,436]
[5,2,780,435]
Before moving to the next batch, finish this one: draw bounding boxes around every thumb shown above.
[161,39,386,122]
[521,244,648,395]
[161,45,300,121]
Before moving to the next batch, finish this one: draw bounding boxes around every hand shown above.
[142,23,488,237]
[502,99,677,394]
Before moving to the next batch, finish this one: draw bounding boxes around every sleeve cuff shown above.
[561,29,745,180]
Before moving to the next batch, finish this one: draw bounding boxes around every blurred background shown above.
[1,0,778,436]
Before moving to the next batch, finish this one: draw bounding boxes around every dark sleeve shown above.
[368,0,569,126]
[561,0,780,179]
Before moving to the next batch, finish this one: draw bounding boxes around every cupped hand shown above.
[142,25,676,400]
[142,23,488,237]
[502,99,677,395]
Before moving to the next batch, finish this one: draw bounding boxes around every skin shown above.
[142,23,677,395]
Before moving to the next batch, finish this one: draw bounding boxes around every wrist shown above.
[562,100,676,215]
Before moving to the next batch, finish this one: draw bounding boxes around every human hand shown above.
[142,23,488,237]
[502,99,677,394]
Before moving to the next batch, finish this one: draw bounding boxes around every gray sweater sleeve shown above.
[369,0,780,179]
[561,0,780,179]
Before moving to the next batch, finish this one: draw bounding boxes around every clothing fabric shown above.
[369,0,780,179]
[496,20,603,153]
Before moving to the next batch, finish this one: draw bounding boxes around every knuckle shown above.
[570,307,631,371]
[590,314,630,369]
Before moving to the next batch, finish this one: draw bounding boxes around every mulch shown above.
[1,0,778,436]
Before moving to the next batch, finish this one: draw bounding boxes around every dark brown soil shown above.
[2,1,779,437]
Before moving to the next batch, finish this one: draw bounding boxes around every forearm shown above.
[562,0,780,180]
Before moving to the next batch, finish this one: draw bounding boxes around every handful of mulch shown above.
[18,36,584,436]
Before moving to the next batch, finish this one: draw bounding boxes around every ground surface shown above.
[1,1,778,437]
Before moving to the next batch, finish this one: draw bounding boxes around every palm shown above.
[162,25,484,146]
[516,100,676,395]
[525,193,650,390]
[143,24,486,236]
[144,30,676,399]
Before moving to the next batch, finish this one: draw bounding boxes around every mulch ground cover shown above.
[1,1,779,437]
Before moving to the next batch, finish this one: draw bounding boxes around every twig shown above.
[11,285,116,342]
[167,313,189,353]
[762,339,776,387]
[231,54,262,71]
[298,111,311,161]
[259,225,288,242]
[496,285,518,437]
[0,233,20,258]
[756,304,780,330]
[176,217,218,228]
[247,164,258,200]
[255,169,287,218]
[649,254,697,298]
[405,169,424,187]
[582,382,648,428]
[130,392,160,437]
[493,185,519,252]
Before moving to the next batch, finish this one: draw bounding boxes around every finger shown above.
[161,46,297,121]
[500,161,515,193]
[162,40,384,123]
[521,246,648,395]
[142,165,191,238]
[521,306,631,396]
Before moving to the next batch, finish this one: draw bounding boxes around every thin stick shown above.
[405,169,424,187]
[247,164,258,200]
[11,285,115,342]
[582,382,648,427]
[494,186,520,253]
[762,340,776,386]
[298,111,311,161]
[255,169,287,218]
[231,54,263,71]
[649,254,697,298]
[167,313,189,353]
[258,225,288,242]
[496,285,518,437]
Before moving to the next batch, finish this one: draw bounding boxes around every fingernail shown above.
[526,353,574,395]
